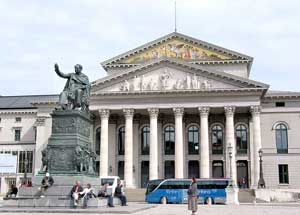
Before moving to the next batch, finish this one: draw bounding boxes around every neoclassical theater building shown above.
[1,32,300,193]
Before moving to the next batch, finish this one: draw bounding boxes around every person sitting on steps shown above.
[114,180,127,206]
[98,183,114,207]
[80,183,96,208]
[70,181,83,207]
[39,172,54,198]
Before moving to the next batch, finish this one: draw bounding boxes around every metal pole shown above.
[258,149,266,188]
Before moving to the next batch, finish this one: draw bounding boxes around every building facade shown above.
[1,32,300,194]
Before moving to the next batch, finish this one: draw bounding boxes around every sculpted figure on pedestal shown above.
[54,63,90,111]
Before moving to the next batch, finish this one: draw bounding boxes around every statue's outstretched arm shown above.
[54,63,70,78]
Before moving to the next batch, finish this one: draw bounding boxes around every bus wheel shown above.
[160,196,167,204]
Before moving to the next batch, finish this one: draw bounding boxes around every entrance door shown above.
[141,161,149,188]
[188,160,199,178]
[237,160,248,188]
[164,160,175,179]
[118,161,124,180]
[212,161,224,178]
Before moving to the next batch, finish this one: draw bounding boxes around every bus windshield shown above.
[146,179,163,194]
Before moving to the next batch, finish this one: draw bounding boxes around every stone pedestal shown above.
[225,187,239,205]
[41,110,96,176]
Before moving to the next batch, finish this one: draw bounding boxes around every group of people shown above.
[70,179,127,208]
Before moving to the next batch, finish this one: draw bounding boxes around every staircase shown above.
[125,188,146,202]
[238,189,255,203]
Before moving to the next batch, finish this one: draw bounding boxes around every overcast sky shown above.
[1,0,299,96]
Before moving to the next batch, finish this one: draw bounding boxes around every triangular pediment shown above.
[92,58,268,94]
[101,32,253,70]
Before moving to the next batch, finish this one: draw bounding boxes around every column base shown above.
[225,187,239,205]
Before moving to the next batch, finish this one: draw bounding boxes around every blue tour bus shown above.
[145,178,231,204]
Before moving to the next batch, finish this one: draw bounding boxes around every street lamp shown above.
[227,143,233,187]
[258,148,266,188]
[24,158,28,186]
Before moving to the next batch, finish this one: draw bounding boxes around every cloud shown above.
[0,0,299,96]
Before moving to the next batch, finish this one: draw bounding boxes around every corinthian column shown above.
[148,108,159,180]
[199,107,210,178]
[250,105,262,188]
[173,107,184,179]
[99,109,110,177]
[123,108,134,188]
[224,106,237,186]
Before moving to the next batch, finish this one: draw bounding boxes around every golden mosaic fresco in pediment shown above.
[123,39,231,64]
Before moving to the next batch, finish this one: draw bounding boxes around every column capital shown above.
[250,105,261,116]
[123,108,134,119]
[148,108,159,118]
[98,109,110,119]
[198,107,210,117]
[224,106,236,117]
[173,107,184,117]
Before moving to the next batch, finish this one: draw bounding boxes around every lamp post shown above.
[258,148,266,188]
[24,158,28,186]
[227,143,233,187]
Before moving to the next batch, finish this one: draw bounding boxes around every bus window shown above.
[146,180,163,194]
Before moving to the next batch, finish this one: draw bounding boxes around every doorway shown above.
[237,160,248,188]
[141,161,149,188]
[188,160,200,178]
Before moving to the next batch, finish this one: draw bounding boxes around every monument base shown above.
[42,110,97,176]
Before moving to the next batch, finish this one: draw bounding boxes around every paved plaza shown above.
[0,203,300,215]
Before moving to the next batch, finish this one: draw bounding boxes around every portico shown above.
[92,102,263,188]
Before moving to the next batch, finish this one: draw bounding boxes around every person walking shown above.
[188,177,198,215]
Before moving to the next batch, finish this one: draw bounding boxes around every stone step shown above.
[3,197,121,208]
[238,189,255,203]
[125,188,146,202]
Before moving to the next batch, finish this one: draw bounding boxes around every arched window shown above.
[236,124,248,154]
[276,123,288,153]
[95,127,101,155]
[211,125,223,154]
[141,126,150,155]
[118,126,125,155]
[164,126,175,155]
[188,126,199,155]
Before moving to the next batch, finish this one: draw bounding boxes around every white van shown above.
[99,176,120,195]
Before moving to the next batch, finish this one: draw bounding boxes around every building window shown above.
[212,161,224,178]
[164,126,175,155]
[18,151,33,173]
[164,160,175,179]
[188,126,199,155]
[95,127,101,155]
[275,102,285,107]
[15,117,22,122]
[278,164,289,184]
[276,124,288,153]
[236,124,248,154]
[118,126,125,155]
[211,125,223,154]
[15,129,21,141]
[141,126,150,155]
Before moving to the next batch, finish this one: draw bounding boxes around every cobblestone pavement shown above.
[0,203,300,215]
